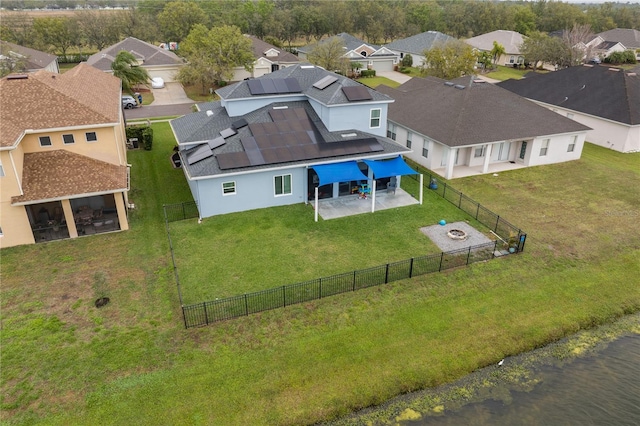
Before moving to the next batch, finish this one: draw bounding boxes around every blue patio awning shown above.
[363,156,418,179]
[311,161,368,186]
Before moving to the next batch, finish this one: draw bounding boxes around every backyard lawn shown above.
[1,122,639,425]
[356,76,401,88]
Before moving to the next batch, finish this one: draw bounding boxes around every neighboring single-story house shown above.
[298,33,399,72]
[230,35,300,81]
[170,64,417,219]
[465,30,526,67]
[384,31,457,66]
[0,40,59,73]
[498,64,640,153]
[376,76,591,179]
[86,36,184,82]
[582,37,627,61]
[593,28,640,59]
[0,63,131,248]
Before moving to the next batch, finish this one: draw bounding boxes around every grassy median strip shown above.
[1,127,639,425]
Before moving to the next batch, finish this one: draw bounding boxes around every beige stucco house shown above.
[465,30,526,67]
[0,63,130,248]
[86,37,184,82]
[230,35,300,81]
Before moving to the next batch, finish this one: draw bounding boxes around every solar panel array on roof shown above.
[215,107,384,170]
[207,136,226,150]
[186,144,213,165]
[220,127,237,138]
[231,118,248,130]
[247,77,301,95]
[342,85,373,101]
[313,75,338,90]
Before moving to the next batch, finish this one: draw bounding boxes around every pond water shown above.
[406,334,640,425]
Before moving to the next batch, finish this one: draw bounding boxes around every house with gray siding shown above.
[385,31,457,67]
[170,64,412,219]
[377,77,590,179]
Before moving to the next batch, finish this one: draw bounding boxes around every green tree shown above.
[420,40,477,80]
[76,10,122,51]
[32,16,81,59]
[401,53,413,68]
[490,41,506,65]
[157,0,208,42]
[111,50,150,94]
[476,51,493,71]
[307,36,349,74]
[178,24,254,91]
[520,31,568,71]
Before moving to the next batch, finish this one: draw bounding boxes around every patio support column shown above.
[61,199,78,238]
[482,144,493,174]
[445,148,457,179]
[314,187,319,222]
[371,180,376,213]
[115,192,129,230]
[419,174,423,205]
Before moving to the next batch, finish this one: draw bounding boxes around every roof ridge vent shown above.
[608,68,620,72]
[206,110,214,116]
[272,105,289,110]
[341,133,358,138]
[444,81,455,86]
[300,65,315,69]
[454,84,465,90]
[6,74,29,80]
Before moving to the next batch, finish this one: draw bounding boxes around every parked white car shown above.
[151,77,165,89]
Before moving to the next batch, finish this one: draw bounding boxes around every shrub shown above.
[360,69,376,78]
[605,50,637,64]
[401,53,413,68]
[142,127,154,150]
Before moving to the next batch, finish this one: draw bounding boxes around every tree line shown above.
[1,0,640,59]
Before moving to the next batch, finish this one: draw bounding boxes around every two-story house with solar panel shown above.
[170,64,416,219]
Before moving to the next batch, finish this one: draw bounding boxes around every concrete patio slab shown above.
[315,188,419,220]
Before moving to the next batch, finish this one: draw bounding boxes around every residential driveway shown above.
[124,103,197,120]
[377,71,413,85]
[150,82,192,105]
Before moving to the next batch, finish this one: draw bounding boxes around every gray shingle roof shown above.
[0,41,57,71]
[247,35,299,63]
[595,28,640,49]
[171,100,408,178]
[298,33,379,54]
[216,64,392,106]
[497,65,640,125]
[377,77,590,148]
[86,37,183,71]
[465,30,525,54]
[384,31,457,55]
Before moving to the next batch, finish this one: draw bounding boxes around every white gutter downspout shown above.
[9,150,23,196]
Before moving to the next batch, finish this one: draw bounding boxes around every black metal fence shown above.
[164,201,199,223]
[181,241,498,328]
[404,162,527,252]
[164,167,527,328]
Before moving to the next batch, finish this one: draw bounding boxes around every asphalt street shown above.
[124,102,199,120]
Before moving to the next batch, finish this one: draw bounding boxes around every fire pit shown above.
[447,229,468,241]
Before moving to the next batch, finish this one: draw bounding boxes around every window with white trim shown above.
[474,146,486,158]
[540,139,550,156]
[274,174,292,196]
[62,134,75,145]
[568,135,577,152]
[422,147,428,158]
[85,132,97,142]
[370,109,381,128]
[406,132,412,149]
[0,158,5,177]
[387,123,396,140]
[39,136,52,147]
[222,181,236,195]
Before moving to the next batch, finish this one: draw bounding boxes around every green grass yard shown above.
[484,65,533,81]
[1,124,639,425]
[356,76,401,89]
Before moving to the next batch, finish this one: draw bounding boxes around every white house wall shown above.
[539,104,638,153]
[524,133,585,166]
[190,167,307,218]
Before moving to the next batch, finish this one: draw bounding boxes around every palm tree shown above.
[111,50,150,94]
[490,41,506,66]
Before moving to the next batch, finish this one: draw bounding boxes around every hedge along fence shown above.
[181,241,498,328]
